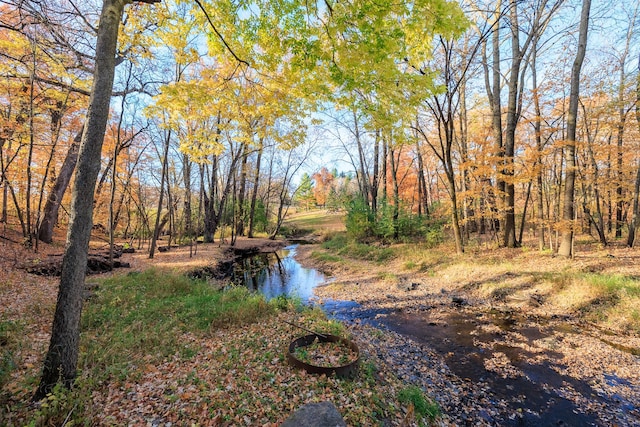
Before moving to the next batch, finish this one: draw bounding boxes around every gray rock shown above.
[281,401,346,427]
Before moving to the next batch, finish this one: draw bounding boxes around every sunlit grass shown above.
[320,235,395,264]
[81,269,276,380]
[397,385,440,426]
[283,209,346,233]
[311,251,343,263]
[543,272,640,331]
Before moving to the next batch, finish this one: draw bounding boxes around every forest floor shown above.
[1,216,640,425]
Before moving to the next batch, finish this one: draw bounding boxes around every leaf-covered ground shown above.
[3,225,640,426]
[84,312,408,426]
[0,237,430,426]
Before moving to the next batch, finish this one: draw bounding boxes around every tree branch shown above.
[193,0,250,67]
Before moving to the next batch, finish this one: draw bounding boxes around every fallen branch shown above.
[282,319,328,338]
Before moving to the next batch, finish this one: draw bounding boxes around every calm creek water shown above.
[233,244,327,301]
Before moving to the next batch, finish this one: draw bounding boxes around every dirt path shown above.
[295,243,640,426]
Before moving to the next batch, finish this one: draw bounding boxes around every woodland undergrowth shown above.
[1,268,430,426]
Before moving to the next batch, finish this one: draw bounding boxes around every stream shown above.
[232,244,327,301]
[236,247,640,426]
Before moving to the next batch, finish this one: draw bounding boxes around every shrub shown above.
[345,196,444,244]
[345,197,375,241]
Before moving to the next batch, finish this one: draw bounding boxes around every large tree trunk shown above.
[531,36,546,251]
[37,129,82,243]
[388,138,400,240]
[558,0,590,257]
[382,135,388,202]
[34,100,66,253]
[490,2,504,232]
[35,0,161,400]
[415,137,430,217]
[502,0,521,248]
[371,130,380,214]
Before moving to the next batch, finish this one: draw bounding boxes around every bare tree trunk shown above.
[166,178,174,248]
[581,103,607,246]
[518,180,532,244]
[35,99,67,252]
[1,174,7,223]
[627,53,640,247]
[149,129,171,259]
[197,163,205,236]
[38,129,82,243]
[35,0,160,400]
[616,111,625,239]
[532,36,546,251]
[558,0,590,257]
[487,2,504,232]
[25,39,37,244]
[388,136,400,240]
[235,143,248,237]
[503,0,521,248]
[350,109,369,205]
[247,138,263,238]
[371,130,380,214]
[415,137,430,216]
[382,135,388,202]
[205,146,243,242]
[183,154,193,236]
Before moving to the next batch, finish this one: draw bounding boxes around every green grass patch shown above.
[347,243,394,263]
[81,269,275,381]
[321,233,348,251]
[403,261,417,270]
[321,235,395,264]
[311,251,343,263]
[398,385,440,425]
[576,274,640,328]
[0,320,21,389]
[541,271,640,331]
[376,272,397,281]
[583,273,640,297]
[283,210,345,231]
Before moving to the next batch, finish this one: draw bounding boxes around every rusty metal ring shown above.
[287,334,360,378]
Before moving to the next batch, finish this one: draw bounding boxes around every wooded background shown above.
[0,0,638,256]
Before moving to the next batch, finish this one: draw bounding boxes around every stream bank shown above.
[135,238,640,425]
[297,244,640,426]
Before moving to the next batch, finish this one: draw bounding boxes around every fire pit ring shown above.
[287,334,359,378]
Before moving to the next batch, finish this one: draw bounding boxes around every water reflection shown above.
[235,245,326,301]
